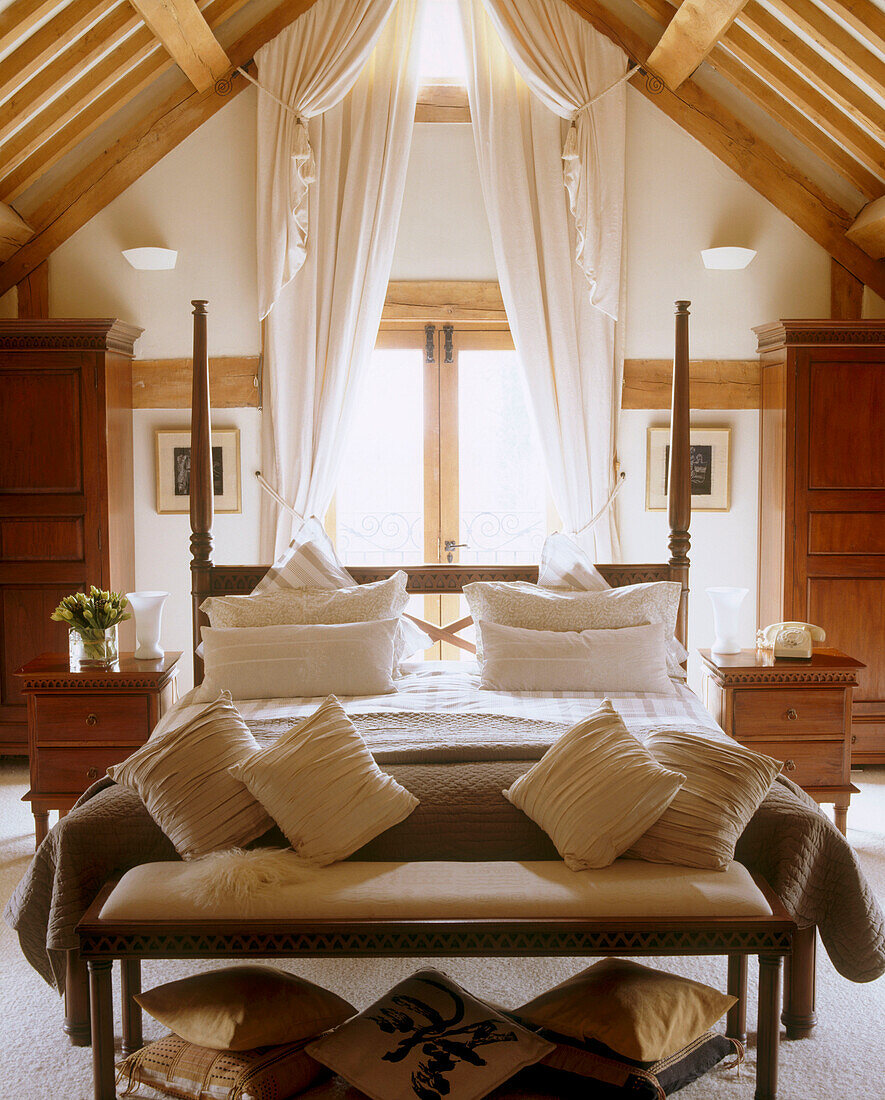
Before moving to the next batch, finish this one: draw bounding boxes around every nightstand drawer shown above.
[33,693,150,742]
[732,688,844,738]
[745,738,845,787]
[36,746,138,793]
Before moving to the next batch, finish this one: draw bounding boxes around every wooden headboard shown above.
[187,302,692,684]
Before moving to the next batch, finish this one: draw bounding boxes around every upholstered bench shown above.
[77,860,795,1100]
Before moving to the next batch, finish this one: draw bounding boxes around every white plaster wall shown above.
[41,86,855,688]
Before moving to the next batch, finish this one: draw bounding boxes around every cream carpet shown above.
[1,758,883,1100]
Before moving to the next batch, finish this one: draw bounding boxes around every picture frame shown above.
[155,428,241,514]
[645,426,731,511]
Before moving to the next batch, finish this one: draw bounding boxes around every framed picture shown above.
[645,427,731,511]
[155,429,241,514]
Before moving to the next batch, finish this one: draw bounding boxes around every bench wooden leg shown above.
[33,810,49,849]
[782,923,817,1039]
[121,958,143,1056]
[755,952,783,1100]
[88,960,115,1100]
[726,954,748,1044]
[64,948,91,1047]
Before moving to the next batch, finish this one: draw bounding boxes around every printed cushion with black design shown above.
[305,968,554,1100]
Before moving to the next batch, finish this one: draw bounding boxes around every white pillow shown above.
[107,693,273,859]
[198,619,399,700]
[503,700,685,870]
[536,534,688,674]
[538,532,609,591]
[463,580,681,663]
[229,696,418,865]
[478,620,675,694]
[253,522,430,661]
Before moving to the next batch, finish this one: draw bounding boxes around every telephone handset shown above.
[761,622,826,660]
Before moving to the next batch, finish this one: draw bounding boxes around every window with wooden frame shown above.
[332,295,554,656]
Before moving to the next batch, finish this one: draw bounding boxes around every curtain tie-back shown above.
[255,470,313,524]
[563,64,638,160]
[567,470,626,537]
[237,66,316,183]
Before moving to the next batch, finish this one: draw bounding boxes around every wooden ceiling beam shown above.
[646,0,748,89]
[846,197,885,261]
[720,25,885,182]
[816,0,885,59]
[763,0,885,97]
[0,0,108,106]
[0,2,145,146]
[0,202,33,262]
[738,2,884,137]
[631,0,881,199]
[129,0,231,92]
[0,0,320,297]
[0,0,249,202]
[560,0,885,299]
[0,0,59,56]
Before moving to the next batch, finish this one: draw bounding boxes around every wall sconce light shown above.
[122,247,178,270]
[701,247,756,270]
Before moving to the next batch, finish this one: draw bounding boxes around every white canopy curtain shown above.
[458,0,627,561]
[256,0,423,559]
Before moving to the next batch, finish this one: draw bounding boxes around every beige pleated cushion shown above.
[503,701,685,870]
[229,696,418,866]
[627,731,783,870]
[107,693,273,859]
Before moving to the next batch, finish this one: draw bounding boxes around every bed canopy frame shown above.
[187,299,692,684]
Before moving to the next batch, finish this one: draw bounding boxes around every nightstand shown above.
[699,648,864,835]
[14,652,181,847]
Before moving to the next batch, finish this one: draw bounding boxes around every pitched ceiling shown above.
[0,0,882,300]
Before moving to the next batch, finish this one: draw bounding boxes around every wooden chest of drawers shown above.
[699,648,864,834]
[15,652,180,847]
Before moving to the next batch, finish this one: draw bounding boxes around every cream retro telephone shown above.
[761,622,826,660]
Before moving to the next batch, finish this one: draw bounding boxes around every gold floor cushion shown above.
[99,858,772,922]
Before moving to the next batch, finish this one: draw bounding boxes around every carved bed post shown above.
[190,300,213,685]
[668,300,691,649]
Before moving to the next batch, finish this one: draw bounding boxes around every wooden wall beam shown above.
[133,356,260,407]
[415,84,471,123]
[0,0,320,297]
[646,0,747,89]
[16,259,48,318]
[561,0,885,300]
[0,0,106,105]
[383,281,505,322]
[846,196,885,261]
[622,359,759,409]
[830,260,864,321]
[129,0,231,92]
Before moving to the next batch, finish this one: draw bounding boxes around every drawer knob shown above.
[784,759,797,772]
[851,734,857,745]
[786,708,798,721]
[85,713,98,727]
[86,766,99,780]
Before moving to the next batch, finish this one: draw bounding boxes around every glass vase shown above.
[706,587,749,655]
[69,625,119,669]
[126,591,170,660]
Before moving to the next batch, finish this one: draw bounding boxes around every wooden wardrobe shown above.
[0,320,141,754]
[756,320,885,765]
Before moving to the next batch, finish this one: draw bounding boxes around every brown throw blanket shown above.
[6,713,885,991]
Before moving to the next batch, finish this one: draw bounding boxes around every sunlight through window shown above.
[418,0,468,83]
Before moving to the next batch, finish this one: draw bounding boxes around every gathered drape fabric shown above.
[459,0,626,561]
[255,0,400,321]
[477,0,628,321]
[258,0,422,559]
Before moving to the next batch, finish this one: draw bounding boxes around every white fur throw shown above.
[179,848,318,911]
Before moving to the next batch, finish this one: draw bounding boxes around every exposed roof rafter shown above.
[646,0,747,89]
[128,0,231,92]
[0,0,60,56]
